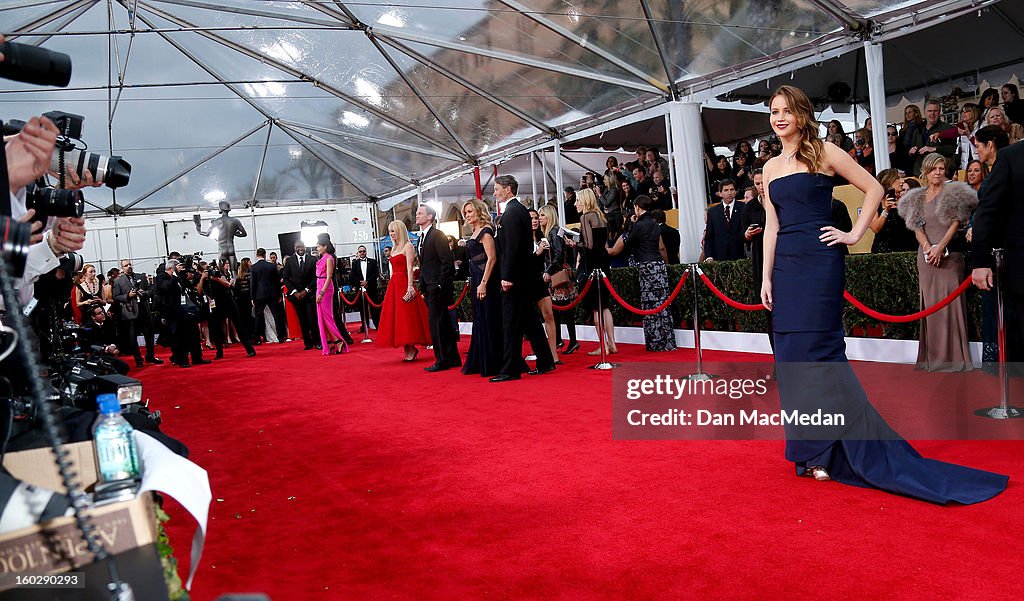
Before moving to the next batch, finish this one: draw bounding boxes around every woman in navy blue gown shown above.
[760,85,1007,504]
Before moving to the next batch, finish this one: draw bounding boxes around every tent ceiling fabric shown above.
[0,0,1002,214]
[721,1,1024,108]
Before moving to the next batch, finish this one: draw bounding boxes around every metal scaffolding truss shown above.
[0,0,1009,214]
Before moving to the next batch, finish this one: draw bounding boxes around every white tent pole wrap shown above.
[553,140,565,226]
[668,101,709,263]
[541,150,549,211]
[530,152,538,210]
[865,41,892,174]
[664,113,678,209]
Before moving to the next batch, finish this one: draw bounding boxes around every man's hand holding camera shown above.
[5,115,58,193]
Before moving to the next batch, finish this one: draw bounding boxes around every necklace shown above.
[83,279,99,294]
[783,149,798,164]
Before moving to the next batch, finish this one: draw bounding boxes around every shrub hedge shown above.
[453,251,985,341]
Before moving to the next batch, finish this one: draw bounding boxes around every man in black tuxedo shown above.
[973,141,1024,343]
[702,179,746,262]
[250,247,286,343]
[416,205,461,371]
[491,175,556,382]
[283,240,320,349]
[349,244,381,331]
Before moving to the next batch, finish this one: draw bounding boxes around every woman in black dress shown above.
[608,195,675,351]
[460,199,503,376]
[538,204,579,354]
[74,263,103,321]
[568,188,616,355]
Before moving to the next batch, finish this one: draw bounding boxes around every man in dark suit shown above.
[651,210,680,264]
[154,259,208,367]
[250,247,286,343]
[416,205,461,371]
[112,258,163,367]
[702,179,746,262]
[973,141,1024,344]
[283,240,320,350]
[349,244,381,331]
[491,175,556,382]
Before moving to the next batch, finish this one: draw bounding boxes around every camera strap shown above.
[0,122,11,216]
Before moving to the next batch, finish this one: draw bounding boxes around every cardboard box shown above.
[0,441,159,591]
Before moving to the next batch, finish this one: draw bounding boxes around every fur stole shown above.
[897,182,977,230]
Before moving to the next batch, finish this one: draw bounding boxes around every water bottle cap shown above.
[97,394,120,414]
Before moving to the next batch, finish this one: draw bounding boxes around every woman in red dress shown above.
[377,220,431,361]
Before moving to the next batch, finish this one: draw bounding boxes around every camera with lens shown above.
[0,217,32,278]
[3,111,131,189]
[25,179,85,221]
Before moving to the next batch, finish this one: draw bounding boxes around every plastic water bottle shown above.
[93,394,141,483]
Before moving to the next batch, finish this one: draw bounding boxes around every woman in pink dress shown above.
[377,220,431,361]
[314,233,349,356]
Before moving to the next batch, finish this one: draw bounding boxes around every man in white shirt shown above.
[3,114,88,308]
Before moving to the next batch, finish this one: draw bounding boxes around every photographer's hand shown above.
[48,216,86,254]
[56,167,99,190]
[16,209,44,244]
[5,116,58,192]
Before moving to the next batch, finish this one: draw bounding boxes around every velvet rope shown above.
[551,277,594,312]
[843,275,973,323]
[364,291,383,309]
[339,289,360,306]
[448,282,470,311]
[698,272,765,311]
[601,271,688,316]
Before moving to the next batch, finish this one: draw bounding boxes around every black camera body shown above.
[25,179,85,221]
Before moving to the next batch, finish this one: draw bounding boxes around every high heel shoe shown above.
[403,348,420,362]
[335,340,349,355]
[800,465,831,481]
[564,341,580,355]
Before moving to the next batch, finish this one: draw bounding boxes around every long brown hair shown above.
[770,85,825,173]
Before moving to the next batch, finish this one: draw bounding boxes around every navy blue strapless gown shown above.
[770,172,1007,504]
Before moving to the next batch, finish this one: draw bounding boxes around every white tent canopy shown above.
[0,0,1008,216]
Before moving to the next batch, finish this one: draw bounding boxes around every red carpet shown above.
[137,331,1024,600]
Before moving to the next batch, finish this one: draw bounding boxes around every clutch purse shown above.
[550,266,572,288]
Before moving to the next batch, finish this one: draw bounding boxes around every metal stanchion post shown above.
[975,249,1023,419]
[359,287,374,343]
[589,269,619,370]
[688,264,716,381]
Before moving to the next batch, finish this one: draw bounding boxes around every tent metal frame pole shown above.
[378,37,556,135]
[151,0,340,26]
[553,141,565,227]
[639,0,676,91]
[495,0,670,93]
[530,152,538,210]
[283,132,375,198]
[251,121,275,206]
[280,123,416,185]
[128,7,374,199]
[541,150,549,209]
[131,0,457,155]
[124,119,271,210]
[277,119,461,162]
[5,0,96,42]
[373,25,664,95]
[664,114,678,209]
[368,37,475,159]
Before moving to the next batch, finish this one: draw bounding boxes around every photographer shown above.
[112,258,163,367]
[2,113,88,305]
[199,259,256,359]
[849,127,875,175]
[155,259,208,368]
[78,304,129,375]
